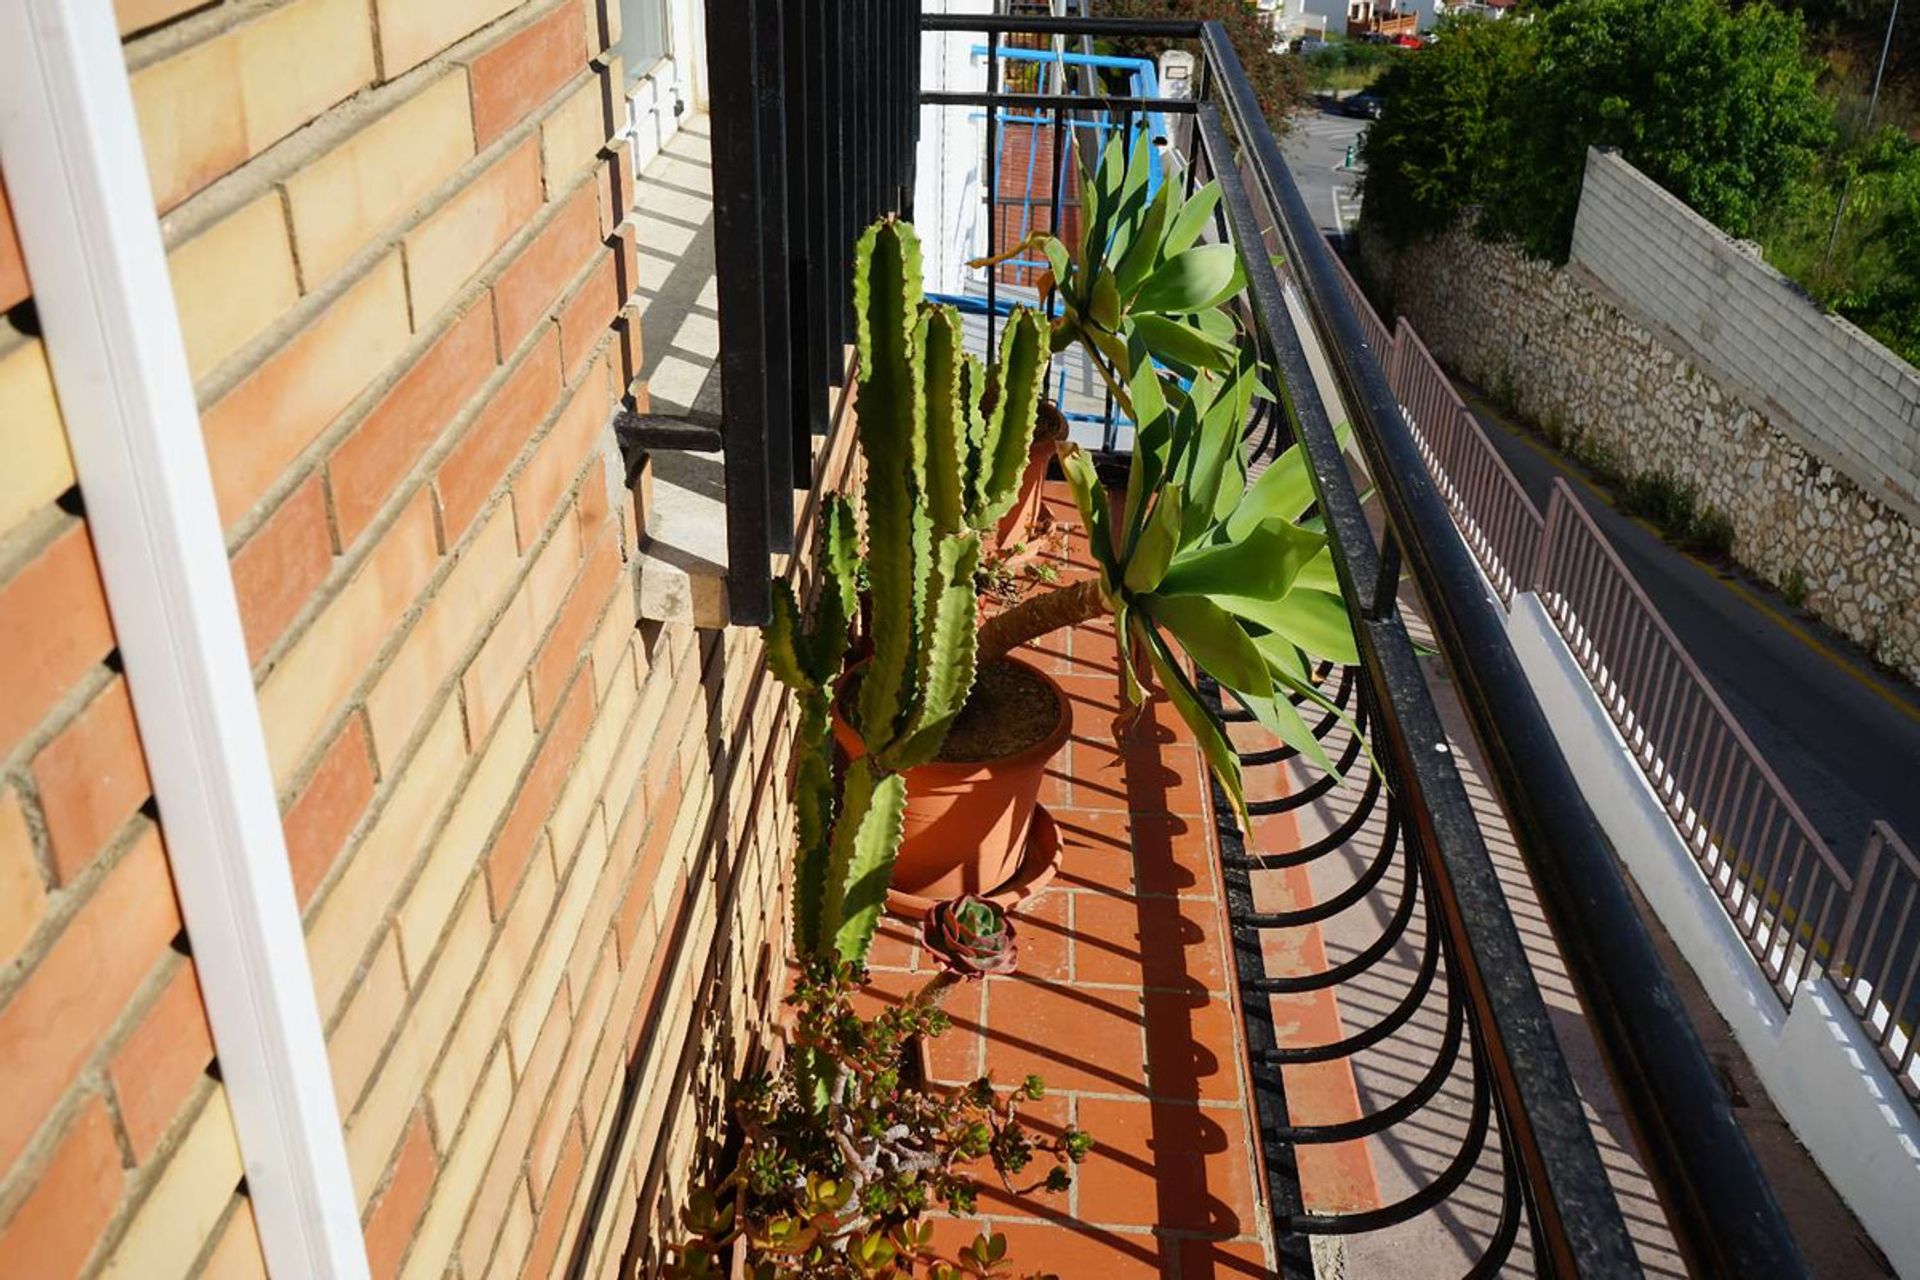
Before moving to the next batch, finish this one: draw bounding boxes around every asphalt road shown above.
[1281,105,1920,872]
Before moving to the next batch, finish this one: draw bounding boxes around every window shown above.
[616,0,669,82]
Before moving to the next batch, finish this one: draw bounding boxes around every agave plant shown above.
[972,130,1363,817]
[764,218,1048,967]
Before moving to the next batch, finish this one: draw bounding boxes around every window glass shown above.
[617,0,669,84]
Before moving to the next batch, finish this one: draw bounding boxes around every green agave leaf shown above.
[1230,682,1335,777]
[1240,587,1361,666]
[1160,518,1325,604]
[1180,361,1254,546]
[1042,236,1070,286]
[1123,482,1184,595]
[1131,313,1234,372]
[1114,177,1175,299]
[1293,545,1341,595]
[1225,421,1350,539]
[1090,269,1121,331]
[1058,443,1118,590]
[1134,244,1240,316]
[823,759,909,965]
[1140,623,1247,826]
[1140,592,1273,700]
[1161,183,1221,261]
[1104,129,1157,271]
[1119,332,1172,556]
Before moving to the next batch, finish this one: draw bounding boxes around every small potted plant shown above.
[663,915,1088,1280]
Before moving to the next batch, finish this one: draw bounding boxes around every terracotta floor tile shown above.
[1136,894,1228,994]
[1122,747,1208,817]
[981,977,1148,1097]
[1073,1097,1258,1236]
[923,977,989,1087]
[926,1218,1166,1279]
[1053,808,1139,896]
[1144,989,1243,1104]
[866,916,923,973]
[1131,810,1216,899]
[1068,893,1148,990]
[1012,888,1070,983]
[1176,1236,1273,1278]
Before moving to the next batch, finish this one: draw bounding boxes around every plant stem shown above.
[976,578,1109,668]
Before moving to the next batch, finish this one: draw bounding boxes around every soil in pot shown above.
[835,657,1070,903]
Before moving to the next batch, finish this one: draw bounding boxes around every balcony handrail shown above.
[921,11,1810,1276]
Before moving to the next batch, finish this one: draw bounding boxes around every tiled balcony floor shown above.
[859,491,1338,1277]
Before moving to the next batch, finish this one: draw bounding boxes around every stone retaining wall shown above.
[1359,224,1920,684]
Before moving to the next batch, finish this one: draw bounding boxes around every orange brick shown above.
[529,534,619,723]
[555,253,619,383]
[202,255,411,529]
[0,789,45,968]
[32,675,151,885]
[485,676,591,913]
[404,139,544,322]
[0,176,28,313]
[521,1121,584,1279]
[231,475,333,663]
[106,959,215,1161]
[115,0,201,35]
[284,715,376,906]
[330,299,498,548]
[364,1110,437,1280]
[435,331,563,545]
[199,1200,269,1280]
[0,522,116,759]
[512,359,611,552]
[0,1093,123,1278]
[492,184,600,354]
[0,826,179,1174]
[468,2,587,147]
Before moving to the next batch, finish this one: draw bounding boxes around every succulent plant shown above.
[765,218,1049,968]
[922,895,1019,980]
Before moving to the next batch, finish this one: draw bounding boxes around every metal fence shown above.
[1335,250,1920,1105]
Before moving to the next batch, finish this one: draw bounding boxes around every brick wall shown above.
[1569,148,1920,524]
[0,165,260,1276]
[0,1,855,1277]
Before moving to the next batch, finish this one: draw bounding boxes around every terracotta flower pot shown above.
[833,657,1070,904]
[991,437,1055,557]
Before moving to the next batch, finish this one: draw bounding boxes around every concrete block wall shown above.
[1,2,852,1278]
[1569,148,1920,522]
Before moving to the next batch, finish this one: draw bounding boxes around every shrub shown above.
[1362,0,1834,261]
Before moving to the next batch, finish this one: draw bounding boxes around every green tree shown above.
[1357,15,1540,243]
[1360,0,1834,261]
[1098,0,1309,122]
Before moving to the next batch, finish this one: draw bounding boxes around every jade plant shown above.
[765,218,1049,967]
[969,129,1364,814]
[663,920,1089,1280]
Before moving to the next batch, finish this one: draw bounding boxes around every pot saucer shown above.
[884,804,1063,921]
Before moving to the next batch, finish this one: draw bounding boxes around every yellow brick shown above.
[532,938,612,1189]
[198,1201,268,1280]
[482,1179,535,1280]
[548,670,636,866]
[399,1048,511,1280]
[101,1088,244,1280]
[376,0,519,78]
[131,36,247,211]
[237,0,375,152]
[507,812,606,1064]
[587,581,638,703]
[367,504,521,761]
[460,512,580,745]
[329,930,407,1115]
[540,77,607,198]
[0,789,46,969]
[203,252,412,529]
[404,140,542,322]
[426,846,555,1134]
[347,880,490,1200]
[169,194,300,382]
[309,699,464,1016]
[395,685,534,978]
[0,340,77,537]
[259,491,440,786]
[285,72,475,286]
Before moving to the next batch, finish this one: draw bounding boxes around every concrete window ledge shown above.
[635,447,732,629]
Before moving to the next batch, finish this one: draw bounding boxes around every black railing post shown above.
[750,0,795,553]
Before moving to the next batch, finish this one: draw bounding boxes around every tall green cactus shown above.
[765,217,1050,966]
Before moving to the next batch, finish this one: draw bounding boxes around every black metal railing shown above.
[618,0,919,625]
[920,13,1812,1277]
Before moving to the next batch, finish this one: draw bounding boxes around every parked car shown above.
[1392,33,1423,47]
[1339,88,1387,118]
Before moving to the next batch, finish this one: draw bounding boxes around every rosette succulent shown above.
[922,895,1019,980]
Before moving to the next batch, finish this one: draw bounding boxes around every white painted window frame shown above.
[0,2,369,1277]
